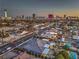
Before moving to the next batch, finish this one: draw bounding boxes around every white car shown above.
[6,47,12,50]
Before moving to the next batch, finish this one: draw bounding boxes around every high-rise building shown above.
[48,14,54,19]
[64,14,67,19]
[48,14,54,21]
[32,13,36,19]
[1,9,12,20]
[21,15,24,19]
[4,9,8,17]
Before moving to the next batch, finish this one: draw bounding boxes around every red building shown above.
[48,14,54,21]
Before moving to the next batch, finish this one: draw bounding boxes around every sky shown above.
[0,0,79,17]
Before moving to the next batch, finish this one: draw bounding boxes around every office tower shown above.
[4,9,8,17]
[32,13,36,19]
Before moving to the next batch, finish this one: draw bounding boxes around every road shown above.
[0,32,34,55]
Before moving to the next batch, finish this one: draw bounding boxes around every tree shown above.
[55,51,70,59]
[55,54,64,59]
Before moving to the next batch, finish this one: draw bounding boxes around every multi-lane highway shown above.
[0,32,34,55]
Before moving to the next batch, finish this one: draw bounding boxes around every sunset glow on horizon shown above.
[0,0,79,17]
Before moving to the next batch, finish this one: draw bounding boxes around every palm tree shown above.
[0,30,4,44]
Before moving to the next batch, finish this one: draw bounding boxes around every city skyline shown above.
[0,0,79,17]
